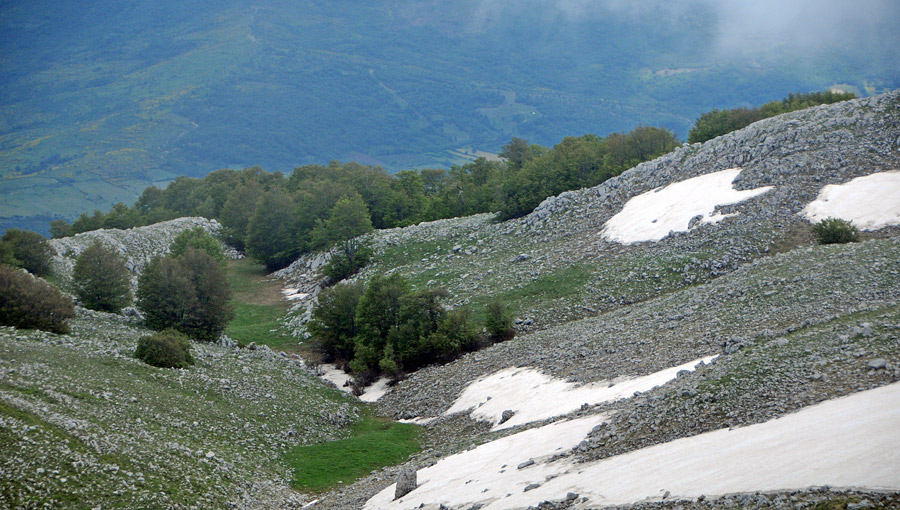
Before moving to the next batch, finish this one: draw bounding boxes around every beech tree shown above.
[137,248,233,341]
[0,229,54,277]
[72,241,132,313]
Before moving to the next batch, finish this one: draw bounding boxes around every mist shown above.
[467,0,900,61]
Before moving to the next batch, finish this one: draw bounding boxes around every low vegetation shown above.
[812,217,860,244]
[308,274,513,380]
[0,264,74,334]
[168,226,226,262]
[0,229,54,277]
[134,329,195,369]
[283,413,420,493]
[322,241,374,283]
[224,258,296,350]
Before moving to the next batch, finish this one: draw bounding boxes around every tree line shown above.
[50,127,679,270]
[687,91,857,144]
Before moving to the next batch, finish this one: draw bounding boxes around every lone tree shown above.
[72,241,132,313]
[0,229,54,276]
[137,248,234,341]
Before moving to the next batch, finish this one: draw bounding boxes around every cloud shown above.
[707,0,900,58]
[465,0,900,60]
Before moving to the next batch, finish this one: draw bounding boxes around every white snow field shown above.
[601,168,773,244]
[365,382,900,510]
[801,170,900,230]
[444,357,716,430]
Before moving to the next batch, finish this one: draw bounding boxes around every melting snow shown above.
[801,170,900,230]
[317,364,389,401]
[365,382,900,510]
[601,168,773,244]
[281,287,309,300]
[445,357,716,430]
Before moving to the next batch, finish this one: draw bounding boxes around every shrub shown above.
[1,229,54,276]
[0,264,75,333]
[135,329,195,369]
[322,241,373,283]
[72,241,132,313]
[485,300,515,341]
[136,248,234,341]
[811,217,859,244]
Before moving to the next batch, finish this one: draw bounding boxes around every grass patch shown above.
[225,258,297,350]
[467,262,595,319]
[283,413,421,493]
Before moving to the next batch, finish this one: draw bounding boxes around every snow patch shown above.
[801,170,900,230]
[365,415,607,510]
[445,356,716,430]
[317,364,389,401]
[601,168,773,244]
[365,382,900,510]
[318,365,353,391]
[281,287,309,301]
[358,378,391,402]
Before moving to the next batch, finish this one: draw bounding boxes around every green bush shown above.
[307,281,365,361]
[135,329,195,369]
[72,241,132,313]
[169,227,225,262]
[136,248,234,341]
[811,217,859,244]
[322,241,373,283]
[0,264,75,333]
[485,300,515,341]
[0,229,54,276]
[688,91,857,144]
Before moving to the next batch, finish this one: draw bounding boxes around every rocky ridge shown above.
[49,216,223,289]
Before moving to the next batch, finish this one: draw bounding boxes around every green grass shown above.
[225,301,296,349]
[224,258,298,350]
[283,413,421,493]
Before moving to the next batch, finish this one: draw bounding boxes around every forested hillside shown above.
[2,0,898,233]
[50,126,680,270]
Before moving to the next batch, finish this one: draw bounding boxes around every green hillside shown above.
[2,1,899,233]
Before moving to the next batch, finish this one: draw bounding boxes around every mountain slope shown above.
[279,91,900,335]
[283,92,900,509]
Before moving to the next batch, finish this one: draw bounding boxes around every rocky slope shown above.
[279,91,900,338]
[48,217,224,290]
[287,92,900,509]
[0,309,359,509]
